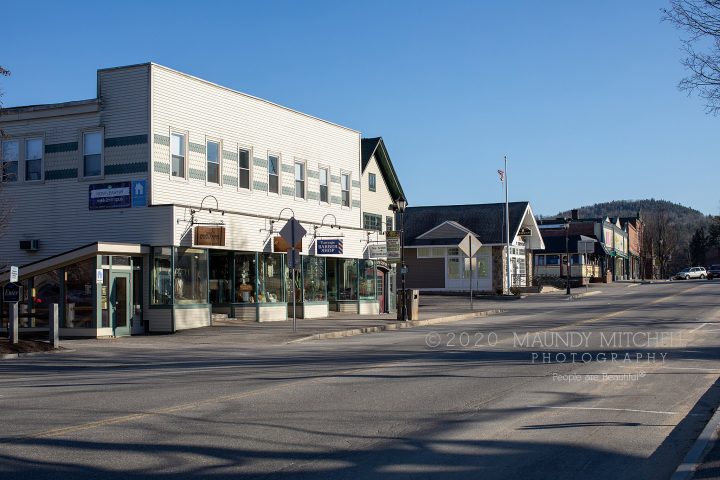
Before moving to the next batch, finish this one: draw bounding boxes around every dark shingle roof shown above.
[361,138,381,171]
[403,202,530,245]
[360,137,406,203]
[539,235,603,255]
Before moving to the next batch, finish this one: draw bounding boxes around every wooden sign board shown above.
[273,236,302,253]
[195,226,226,246]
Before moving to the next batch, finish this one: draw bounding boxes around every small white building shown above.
[0,63,405,337]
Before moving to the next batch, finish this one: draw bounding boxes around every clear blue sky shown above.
[3,0,718,215]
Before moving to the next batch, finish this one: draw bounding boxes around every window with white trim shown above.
[25,138,43,181]
[239,148,250,189]
[363,213,382,231]
[83,131,103,177]
[319,168,329,203]
[295,161,305,199]
[385,216,393,232]
[1,140,19,182]
[268,155,279,194]
[171,133,185,178]
[368,173,376,192]
[207,140,220,184]
[341,173,350,207]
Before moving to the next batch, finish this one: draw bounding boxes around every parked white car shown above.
[673,267,707,280]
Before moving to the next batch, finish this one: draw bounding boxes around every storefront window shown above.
[234,253,257,303]
[303,256,326,302]
[447,258,461,279]
[327,259,338,302]
[338,259,358,301]
[285,263,302,304]
[209,252,232,304]
[359,260,376,300]
[65,259,95,328]
[174,248,208,304]
[152,247,172,305]
[258,253,283,303]
[31,270,61,328]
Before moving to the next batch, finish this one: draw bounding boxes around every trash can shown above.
[397,289,420,320]
[408,289,420,320]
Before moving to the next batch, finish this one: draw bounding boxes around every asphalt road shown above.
[1,282,719,479]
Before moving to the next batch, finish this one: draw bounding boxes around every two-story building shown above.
[0,63,405,337]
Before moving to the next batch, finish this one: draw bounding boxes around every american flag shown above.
[497,169,505,182]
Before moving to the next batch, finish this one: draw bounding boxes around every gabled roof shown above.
[417,221,475,240]
[361,137,406,203]
[404,202,532,246]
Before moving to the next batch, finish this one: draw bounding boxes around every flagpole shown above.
[505,155,511,294]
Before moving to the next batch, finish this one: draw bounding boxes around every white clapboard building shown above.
[0,63,405,337]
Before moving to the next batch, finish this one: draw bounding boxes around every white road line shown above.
[527,406,677,415]
[690,322,708,333]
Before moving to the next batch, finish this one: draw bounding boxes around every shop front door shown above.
[110,272,132,337]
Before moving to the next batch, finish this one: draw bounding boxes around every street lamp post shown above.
[389,195,408,321]
[565,219,571,295]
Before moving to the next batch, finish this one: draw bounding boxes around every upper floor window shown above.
[207,140,220,184]
[319,168,329,203]
[239,148,250,189]
[386,216,393,232]
[368,173,376,192]
[363,213,382,231]
[341,173,350,207]
[268,155,279,194]
[83,131,103,177]
[171,133,185,178]
[1,140,19,182]
[25,138,43,181]
[295,162,305,199]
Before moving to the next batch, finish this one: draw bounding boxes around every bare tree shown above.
[644,211,681,278]
[663,1,720,114]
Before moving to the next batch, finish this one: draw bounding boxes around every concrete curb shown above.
[569,290,602,299]
[0,348,69,360]
[287,309,506,343]
[671,404,720,480]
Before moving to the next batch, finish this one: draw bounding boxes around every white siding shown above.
[98,65,150,139]
[150,65,363,251]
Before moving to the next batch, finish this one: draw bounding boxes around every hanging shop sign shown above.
[3,283,20,303]
[273,236,303,253]
[195,226,226,246]
[89,182,131,210]
[386,231,401,263]
[368,243,387,259]
[316,239,343,255]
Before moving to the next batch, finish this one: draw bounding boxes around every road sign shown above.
[279,217,307,269]
[10,266,18,283]
[3,283,20,303]
[458,233,481,257]
[386,231,401,263]
[317,239,343,255]
[132,179,147,207]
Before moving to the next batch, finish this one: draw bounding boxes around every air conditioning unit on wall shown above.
[19,240,40,251]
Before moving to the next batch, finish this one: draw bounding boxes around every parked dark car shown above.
[708,264,720,280]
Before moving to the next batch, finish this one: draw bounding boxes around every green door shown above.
[110,272,132,337]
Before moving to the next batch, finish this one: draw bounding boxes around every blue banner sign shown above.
[132,179,147,207]
[89,182,131,210]
[316,239,343,255]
